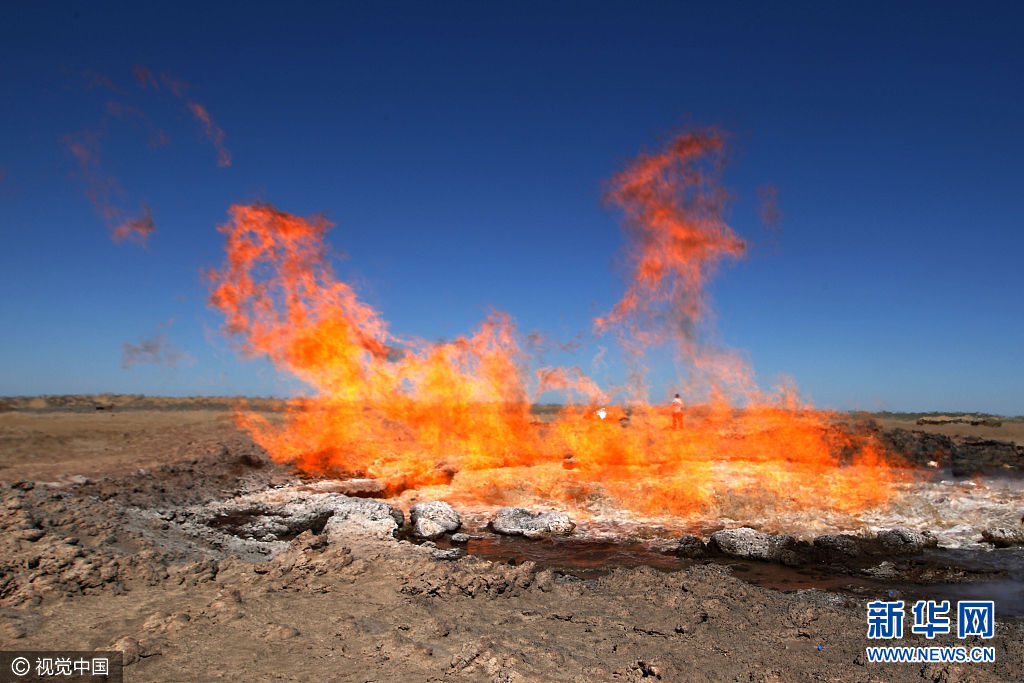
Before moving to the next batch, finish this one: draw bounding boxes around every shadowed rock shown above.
[876,528,937,553]
[981,527,1024,548]
[880,429,955,467]
[676,536,708,558]
[813,534,863,559]
[708,528,795,562]
[952,439,1022,476]
[409,501,460,539]
[492,507,575,538]
[880,428,1021,474]
[862,560,899,579]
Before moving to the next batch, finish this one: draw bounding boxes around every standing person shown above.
[671,393,684,429]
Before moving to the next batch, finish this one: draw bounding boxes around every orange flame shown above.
[207,133,910,520]
[598,130,743,342]
[187,102,231,167]
[132,64,158,89]
[147,69,232,166]
[62,131,156,247]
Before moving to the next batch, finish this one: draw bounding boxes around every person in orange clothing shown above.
[671,393,684,429]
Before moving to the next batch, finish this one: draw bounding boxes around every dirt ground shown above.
[0,397,1021,681]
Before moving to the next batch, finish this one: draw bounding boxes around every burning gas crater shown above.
[203,129,1022,568]
[180,463,1023,615]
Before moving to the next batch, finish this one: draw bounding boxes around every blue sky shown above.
[1,1,1022,414]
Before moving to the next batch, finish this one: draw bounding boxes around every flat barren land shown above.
[1,396,1021,681]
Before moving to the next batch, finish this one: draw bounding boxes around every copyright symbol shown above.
[10,656,30,676]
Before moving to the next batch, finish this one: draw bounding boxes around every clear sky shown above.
[1,1,1022,414]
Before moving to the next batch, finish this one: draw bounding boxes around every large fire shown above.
[206,130,910,519]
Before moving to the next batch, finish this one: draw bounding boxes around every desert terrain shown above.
[1,396,1021,681]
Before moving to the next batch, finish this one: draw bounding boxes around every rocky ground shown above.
[0,398,1021,681]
